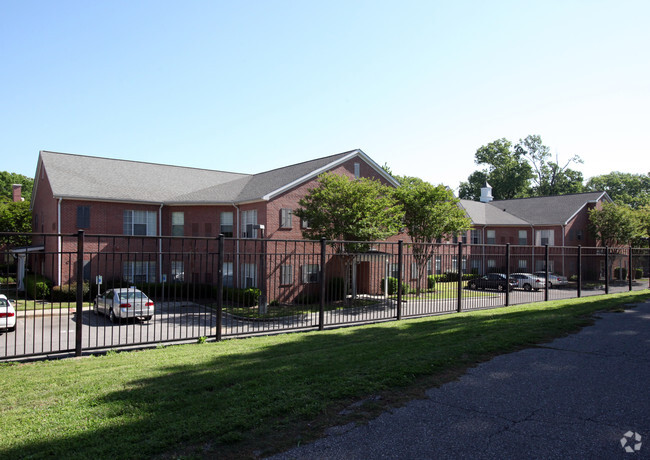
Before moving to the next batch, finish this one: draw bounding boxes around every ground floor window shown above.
[123,261,156,283]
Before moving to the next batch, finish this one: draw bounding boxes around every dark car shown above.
[467,273,517,292]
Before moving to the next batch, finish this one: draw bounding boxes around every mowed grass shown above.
[0,291,648,459]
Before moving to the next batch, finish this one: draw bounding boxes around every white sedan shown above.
[94,287,154,323]
[0,294,16,332]
[511,273,546,291]
[534,272,569,288]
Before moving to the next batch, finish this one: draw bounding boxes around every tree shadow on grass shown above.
[4,292,649,459]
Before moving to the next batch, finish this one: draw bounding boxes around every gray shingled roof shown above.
[37,149,369,205]
[461,192,610,226]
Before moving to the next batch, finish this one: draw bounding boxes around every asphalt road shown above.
[272,299,650,459]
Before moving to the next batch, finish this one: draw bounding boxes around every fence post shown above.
[216,234,224,341]
[75,230,84,357]
[319,238,326,330]
[605,246,609,294]
[457,242,463,312]
[544,244,549,302]
[577,245,582,298]
[505,243,510,307]
[628,246,633,291]
[397,240,403,320]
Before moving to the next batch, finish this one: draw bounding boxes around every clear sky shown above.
[1,0,648,192]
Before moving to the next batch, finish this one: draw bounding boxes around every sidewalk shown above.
[273,300,650,459]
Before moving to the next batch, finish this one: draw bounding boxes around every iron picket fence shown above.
[0,232,648,360]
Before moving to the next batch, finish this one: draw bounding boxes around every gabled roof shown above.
[460,191,611,227]
[34,149,396,206]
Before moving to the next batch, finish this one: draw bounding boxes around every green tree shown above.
[0,171,34,202]
[0,201,32,246]
[589,203,641,247]
[458,138,533,200]
[514,134,584,196]
[394,177,472,295]
[294,172,403,299]
[585,172,650,209]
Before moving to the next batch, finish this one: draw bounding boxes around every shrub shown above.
[634,268,643,279]
[222,287,261,307]
[294,292,320,305]
[569,274,578,282]
[51,282,91,302]
[614,267,628,280]
[444,271,459,282]
[23,274,52,300]
[427,275,436,290]
[380,277,409,295]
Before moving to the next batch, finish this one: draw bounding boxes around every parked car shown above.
[533,272,569,288]
[94,287,154,323]
[467,273,517,291]
[510,273,546,291]
[0,294,16,332]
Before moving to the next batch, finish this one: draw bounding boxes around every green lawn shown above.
[0,291,648,459]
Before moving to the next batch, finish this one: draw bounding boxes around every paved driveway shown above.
[273,300,650,459]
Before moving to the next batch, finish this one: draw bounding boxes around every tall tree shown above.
[0,172,34,202]
[585,172,650,209]
[589,203,641,247]
[394,177,471,295]
[0,201,32,246]
[514,135,584,196]
[458,138,533,200]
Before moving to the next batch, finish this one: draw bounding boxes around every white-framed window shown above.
[471,230,481,244]
[518,230,527,245]
[280,265,293,285]
[223,262,233,287]
[486,230,496,244]
[242,263,257,288]
[241,210,258,238]
[389,263,402,279]
[518,259,528,269]
[471,259,481,273]
[77,206,90,229]
[302,264,320,284]
[435,256,441,275]
[411,262,419,280]
[123,210,157,236]
[488,259,496,269]
[452,257,458,272]
[462,256,467,272]
[280,208,293,229]
[171,261,184,282]
[123,261,156,283]
[220,212,233,237]
[427,259,432,276]
[536,260,555,272]
[536,229,555,246]
[354,162,360,179]
[171,212,184,237]
[301,218,309,229]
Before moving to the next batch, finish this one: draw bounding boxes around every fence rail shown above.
[1,232,648,360]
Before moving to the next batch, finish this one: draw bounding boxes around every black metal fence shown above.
[1,231,648,360]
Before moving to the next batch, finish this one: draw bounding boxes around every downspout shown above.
[159,203,163,282]
[57,198,62,286]
[232,203,240,287]
[562,224,566,276]
[531,224,535,272]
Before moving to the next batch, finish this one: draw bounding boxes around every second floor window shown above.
[123,210,157,236]
[518,230,527,245]
[77,206,90,229]
[280,208,293,229]
[241,210,258,238]
[171,212,184,236]
[220,212,233,237]
[536,229,554,246]
[486,230,496,244]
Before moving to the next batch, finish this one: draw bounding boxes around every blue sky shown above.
[1,0,648,191]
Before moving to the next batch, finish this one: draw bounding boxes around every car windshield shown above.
[123,292,147,301]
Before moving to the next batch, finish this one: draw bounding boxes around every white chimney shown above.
[480,182,493,203]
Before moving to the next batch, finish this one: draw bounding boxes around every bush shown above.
[23,274,52,300]
[444,271,459,282]
[51,282,91,302]
[569,274,578,282]
[614,267,628,280]
[427,275,436,290]
[222,287,261,307]
[380,277,410,295]
[634,268,643,279]
[294,292,320,304]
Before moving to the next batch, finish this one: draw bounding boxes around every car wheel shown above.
[523,283,532,291]
[93,301,99,315]
[497,284,504,292]
[109,308,118,323]
[143,315,152,321]
[548,282,553,288]
[8,326,16,332]
[468,282,477,290]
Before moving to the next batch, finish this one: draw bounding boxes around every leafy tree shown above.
[294,173,402,252]
[0,171,34,202]
[585,172,650,209]
[294,172,403,299]
[458,138,533,200]
[394,177,471,295]
[589,203,641,247]
[0,201,32,246]
[514,134,584,196]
